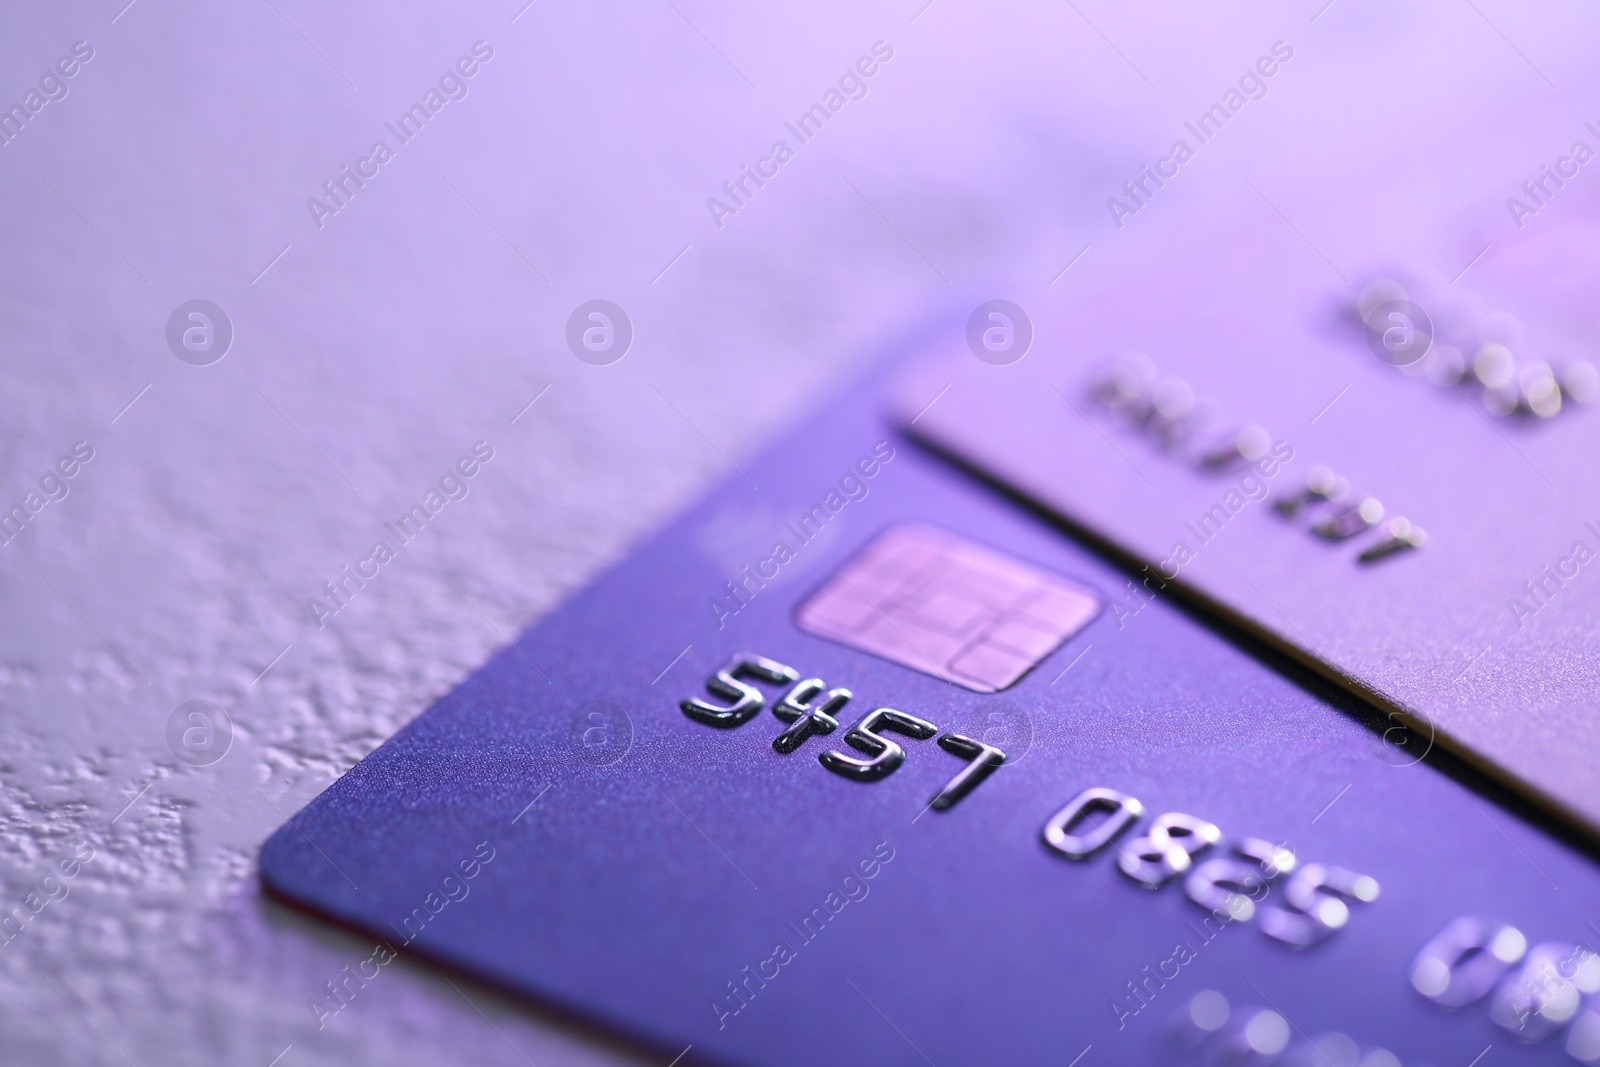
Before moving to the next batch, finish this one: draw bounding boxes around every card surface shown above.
[263,352,1600,1066]
[894,215,1600,840]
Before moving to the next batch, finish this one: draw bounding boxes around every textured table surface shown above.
[0,2,1589,1064]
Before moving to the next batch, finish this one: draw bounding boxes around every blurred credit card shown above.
[894,216,1600,841]
[263,350,1600,1066]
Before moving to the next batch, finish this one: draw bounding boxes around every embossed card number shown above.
[681,653,1005,811]
[679,659,1382,943]
[1043,786,1380,948]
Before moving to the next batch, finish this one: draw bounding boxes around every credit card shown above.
[892,211,1600,843]
[262,348,1600,1066]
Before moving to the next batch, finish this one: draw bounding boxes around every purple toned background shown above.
[2,1,1597,1064]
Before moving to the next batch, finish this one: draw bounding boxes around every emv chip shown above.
[794,525,1100,692]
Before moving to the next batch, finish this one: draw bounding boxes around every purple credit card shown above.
[894,214,1600,842]
[262,345,1600,1066]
